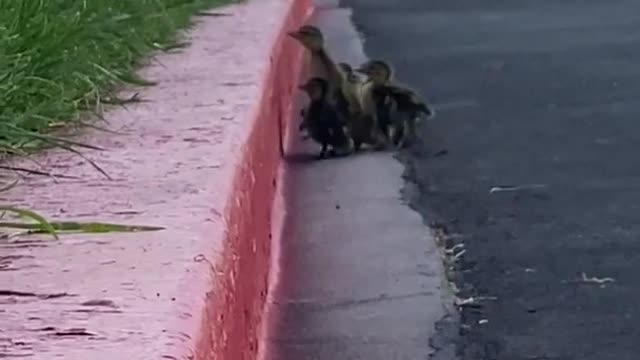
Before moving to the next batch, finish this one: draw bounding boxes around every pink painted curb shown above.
[205,0,313,359]
[0,0,311,359]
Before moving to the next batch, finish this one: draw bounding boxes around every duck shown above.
[374,83,435,148]
[332,63,360,125]
[355,59,434,148]
[298,77,354,159]
[352,60,398,150]
[287,26,382,151]
[335,62,384,151]
[287,25,346,106]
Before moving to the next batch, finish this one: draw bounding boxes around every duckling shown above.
[333,63,357,122]
[298,77,354,159]
[286,29,364,117]
[374,83,434,147]
[335,61,382,151]
[287,25,344,103]
[335,62,361,112]
[288,26,381,151]
[353,60,396,150]
[356,59,434,148]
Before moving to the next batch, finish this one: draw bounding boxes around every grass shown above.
[0,205,59,239]
[0,0,236,237]
[0,0,235,156]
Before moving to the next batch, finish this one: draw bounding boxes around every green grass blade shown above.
[0,206,58,239]
[0,221,165,234]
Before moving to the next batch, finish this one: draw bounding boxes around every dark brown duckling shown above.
[287,26,365,140]
[287,25,345,105]
[356,59,434,148]
[298,77,354,159]
[373,83,434,148]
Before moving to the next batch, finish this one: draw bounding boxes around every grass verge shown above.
[0,0,236,155]
[0,0,236,235]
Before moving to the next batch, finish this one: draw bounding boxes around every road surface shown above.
[343,0,640,359]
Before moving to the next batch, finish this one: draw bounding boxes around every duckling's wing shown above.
[378,84,417,100]
[374,84,433,116]
[372,85,411,108]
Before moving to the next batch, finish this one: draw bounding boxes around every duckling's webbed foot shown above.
[395,134,408,149]
[333,141,354,157]
[398,136,415,149]
[382,125,394,143]
[317,144,328,159]
[403,117,418,147]
[397,132,415,149]
[390,123,404,148]
[371,131,389,151]
[388,126,400,148]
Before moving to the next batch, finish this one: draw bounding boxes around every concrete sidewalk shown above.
[261,2,454,359]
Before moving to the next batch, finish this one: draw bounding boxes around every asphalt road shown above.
[342,0,640,359]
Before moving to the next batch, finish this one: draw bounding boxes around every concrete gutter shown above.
[0,0,311,359]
